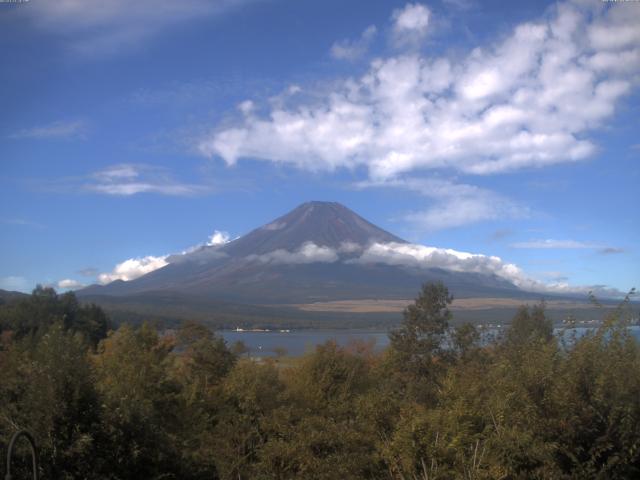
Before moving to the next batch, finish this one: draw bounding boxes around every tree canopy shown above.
[1,284,639,479]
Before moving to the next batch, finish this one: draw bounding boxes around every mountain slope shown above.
[78,201,526,308]
[223,201,406,256]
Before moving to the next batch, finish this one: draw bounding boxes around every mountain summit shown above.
[222,201,405,257]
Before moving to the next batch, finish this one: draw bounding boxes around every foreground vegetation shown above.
[1,284,639,479]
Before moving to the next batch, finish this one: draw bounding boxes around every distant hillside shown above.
[0,288,28,304]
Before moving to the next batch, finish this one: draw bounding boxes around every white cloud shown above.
[338,241,363,253]
[352,241,623,296]
[98,255,169,284]
[92,233,623,296]
[331,25,377,60]
[98,230,233,283]
[391,3,431,45]
[198,1,639,180]
[21,0,259,56]
[207,230,231,246]
[233,238,623,296]
[10,120,86,140]
[354,241,520,277]
[85,164,208,196]
[247,242,339,265]
[511,239,600,249]
[57,279,85,290]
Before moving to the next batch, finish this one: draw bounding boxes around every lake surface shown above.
[220,329,390,357]
[219,325,640,357]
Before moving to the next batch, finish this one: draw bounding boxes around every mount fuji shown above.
[77,202,553,327]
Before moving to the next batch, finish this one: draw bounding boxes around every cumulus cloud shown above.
[85,164,209,196]
[98,255,169,284]
[93,234,623,296]
[20,0,259,56]
[352,241,623,296]
[391,3,431,46]
[247,242,339,265]
[331,25,377,60]
[235,239,623,296]
[57,279,85,290]
[98,230,233,284]
[198,1,640,180]
[207,230,231,246]
[9,120,87,140]
[511,239,601,249]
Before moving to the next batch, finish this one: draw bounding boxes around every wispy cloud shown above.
[489,229,514,242]
[76,267,99,277]
[57,279,85,290]
[331,25,377,61]
[199,1,640,180]
[9,120,87,140]
[358,177,529,231]
[391,3,431,46]
[247,242,339,265]
[20,0,262,56]
[511,239,601,249]
[599,247,625,255]
[85,164,210,197]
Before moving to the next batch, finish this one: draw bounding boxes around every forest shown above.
[0,283,639,479]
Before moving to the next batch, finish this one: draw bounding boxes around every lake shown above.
[219,325,640,357]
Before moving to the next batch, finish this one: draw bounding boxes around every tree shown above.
[0,323,102,479]
[505,303,553,347]
[452,322,480,360]
[388,282,453,402]
[0,286,109,347]
[93,322,184,478]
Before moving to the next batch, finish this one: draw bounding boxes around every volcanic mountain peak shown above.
[78,201,526,304]
[221,201,406,256]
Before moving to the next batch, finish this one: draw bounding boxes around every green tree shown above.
[0,286,109,347]
[0,323,102,479]
[388,281,453,403]
[505,303,553,347]
[212,359,284,480]
[93,322,184,479]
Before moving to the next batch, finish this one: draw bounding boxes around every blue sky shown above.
[0,0,638,296]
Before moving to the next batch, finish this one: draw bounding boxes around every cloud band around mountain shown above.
[93,238,624,298]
